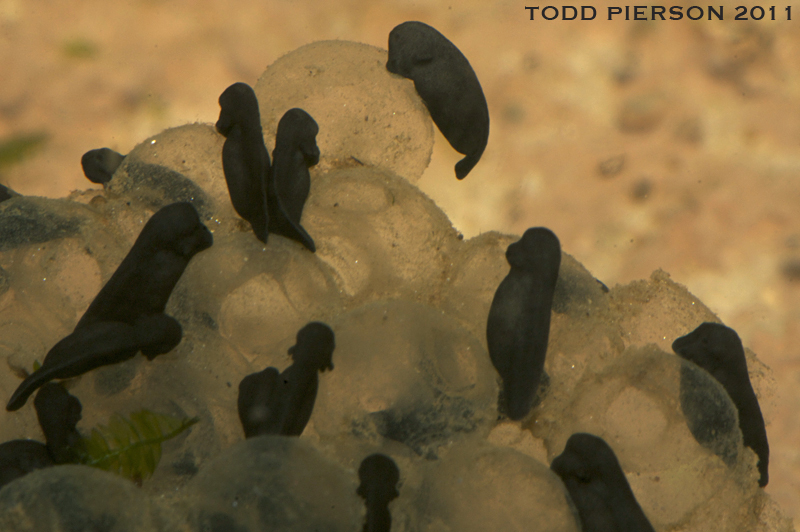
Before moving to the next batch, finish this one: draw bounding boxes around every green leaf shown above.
[74,409,198,482]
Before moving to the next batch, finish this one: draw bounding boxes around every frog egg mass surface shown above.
[0,40,793,532]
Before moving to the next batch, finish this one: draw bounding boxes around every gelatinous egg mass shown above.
[0,40,790,532]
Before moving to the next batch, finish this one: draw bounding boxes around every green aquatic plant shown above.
[1,365,197,486]
[75,409,198,483]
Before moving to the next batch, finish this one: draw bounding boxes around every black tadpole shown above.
[0,383,83,489]
[551,433,655,532]
[7,317,182,411]
[237,322,335,437]
[0,440,52,489]
[357,453,400,532]
[386,21,489,179]
[217,82,271,243]
[672,322,770,487]
[486,227,561,420]
[81,148,125,185]
[6,202,212,411]
[678,361,740,469]
[33,382,83,465]
[268,108,319,252]
[77,202,213,328]
[0,183,14,203]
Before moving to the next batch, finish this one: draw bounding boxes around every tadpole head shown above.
[357,453,400,501]
[289,322,335,372]
[505,227,562,274]
[386,21,437,77]
[552,433,655,532]
[275,108,319,163]
[672,322,746,376]
[0,184,13,203]
[144,202,213,259]
[217,82,260,136]
[81,148,125,185]
[551,433,641,503]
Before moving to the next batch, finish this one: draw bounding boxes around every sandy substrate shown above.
[1,0,799,524]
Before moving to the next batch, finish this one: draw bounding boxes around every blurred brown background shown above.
[1,0,798,524]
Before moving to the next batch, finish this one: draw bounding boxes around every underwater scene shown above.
[1,1,799,530]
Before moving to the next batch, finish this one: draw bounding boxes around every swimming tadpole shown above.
[237,322,335,437]
[386,21,489,180]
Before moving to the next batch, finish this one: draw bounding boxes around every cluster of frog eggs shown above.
[0,32,793,532]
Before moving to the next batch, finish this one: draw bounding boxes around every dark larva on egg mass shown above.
[0,383,83,489]
[33,382,83,465]
[267,107,319,252]
[0,30,790,532]
[6,202,212,411]
[487,227,561,420]
[6,316,182,412]
[551,433,655,532]
[672,322,770,487]
[237,322,335,438]
[0,184,13,203]
[217,84,318,251]
[386,21,489,179]
[75,201,213,328]
[80,148,125,185]
[0,439,53,490]
[217,82,271,243]
[357,453,400,532]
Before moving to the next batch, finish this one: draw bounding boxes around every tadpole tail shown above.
[6,371,49,412]
[455,150,481,180]
[269,214,316,252]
